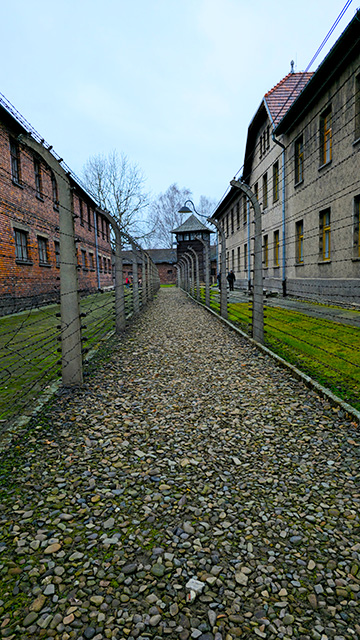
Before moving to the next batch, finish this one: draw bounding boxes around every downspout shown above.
[265,97,287,297]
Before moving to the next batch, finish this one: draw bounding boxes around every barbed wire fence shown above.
[0,134,160,438]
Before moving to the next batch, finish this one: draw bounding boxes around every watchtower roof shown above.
[171,214,213,234]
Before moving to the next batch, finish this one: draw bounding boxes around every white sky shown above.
[1,0,356,210]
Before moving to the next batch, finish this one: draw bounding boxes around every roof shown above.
[264,72,313,127]
[275,9,360,135]
[242,70,313,182]
[171,214,213,234]
[122,248,177,265]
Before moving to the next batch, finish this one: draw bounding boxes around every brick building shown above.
[122,248,177,285]
[0,96,113,316]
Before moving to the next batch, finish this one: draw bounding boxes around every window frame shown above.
[355,74,360,142]
[37,236,50,266]
[274,230,280,267]
[34,157,43,199]
[14,228,30,263]
[10,139,21,185]
[354,196,360,259]
[262,173,268,209]
[54,240,60,268]
[263,234,268,268]
[273,161,279,203]
[295,136,304,185]
[320,107,332,166]
[319,209,331,261]
[296,220,304,264]
[51,171,59,210]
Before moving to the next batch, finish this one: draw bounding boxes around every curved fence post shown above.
[187,246,200,302]
[196,236,210,307]
[184,253,194,296]
[230,179,264,344]
[19,134,83,385]
[100,212,125,334]
[207,217,228,320]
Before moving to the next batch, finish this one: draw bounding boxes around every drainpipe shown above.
[272,135,287,297]
[265,97,287,297]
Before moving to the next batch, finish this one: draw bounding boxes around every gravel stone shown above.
[0,288,359,640]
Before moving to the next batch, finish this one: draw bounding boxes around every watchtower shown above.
[171,214,213,281]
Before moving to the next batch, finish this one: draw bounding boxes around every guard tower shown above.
[171,214,213,281]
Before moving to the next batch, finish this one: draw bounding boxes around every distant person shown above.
[227,270,236,291]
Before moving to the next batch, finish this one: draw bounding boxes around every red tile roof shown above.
[265,72,314,127]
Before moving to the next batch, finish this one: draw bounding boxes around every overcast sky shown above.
[1,0,356,211]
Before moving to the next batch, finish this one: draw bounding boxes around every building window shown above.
[273,161,279,202]
[244,243,247,271]
[87,205,92,231]
[319,209,331,261]
[226,251,229,271]
[254,183,258,202]
[237,246,240,271]
[108,259,112,273]
[296,220,304,264]
[89,252,95,270]
[34,158,42,199]
[99,255,102,272]
[263,235,268,268]
[14,229,29,262]
[97,214,100,237]
[243,196,247,225]
[295,136,304,184]
[10,139,21,184]
[320,107,332,165]
[231,249,234,270]
[236,202,240,229]
[231,209,234,234]
[354,197,360,258]
[106,221,110,242]
[54,241,60,268]
[266,126,270,150]
[274,230,280,267]
[51,171,59,210]
[355,74,360,141]
[79,200,84,226]
[103,256,107,273]
[226,214,229,237]
[263,173,268,209]
[80,249,87,270]
[38,236,49,265]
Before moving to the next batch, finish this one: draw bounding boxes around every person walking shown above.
[227,270,236,291]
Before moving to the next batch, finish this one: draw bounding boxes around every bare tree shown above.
[82,150,149,237]
[148,184,216,248]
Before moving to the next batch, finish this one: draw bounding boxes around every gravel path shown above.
[1,287,359,640]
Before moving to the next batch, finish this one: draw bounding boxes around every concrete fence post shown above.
[19,134,83,385]
[208,217,228,320]
[230,179,264,344]
[196,236,210,308]
[187,246,200,302]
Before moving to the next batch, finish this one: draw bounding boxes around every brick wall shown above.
[0,118,113,316]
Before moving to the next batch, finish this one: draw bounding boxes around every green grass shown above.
[198,286,360,410]
[0,291,118,423]
[263,305,360,410]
